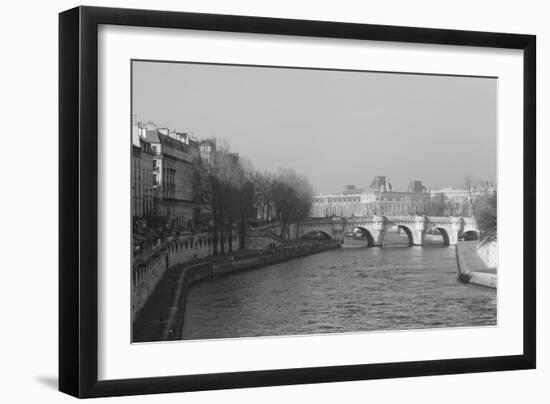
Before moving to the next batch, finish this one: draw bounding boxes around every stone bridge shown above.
[297,215,479,246]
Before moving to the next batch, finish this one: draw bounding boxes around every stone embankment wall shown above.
[455,241,497,289]
[212,240,339,276]
[476,241,498,268]
[132,255,167,321]
[132,234,238,321]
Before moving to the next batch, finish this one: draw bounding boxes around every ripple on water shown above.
[181,245,497,340]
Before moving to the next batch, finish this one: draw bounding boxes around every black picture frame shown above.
[59,5,536,398]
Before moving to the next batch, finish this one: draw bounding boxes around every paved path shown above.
[132,262,187,343]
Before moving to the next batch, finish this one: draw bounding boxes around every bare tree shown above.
[219,158,240,253]
[253,170,276,223]
[272,168,313,239]
[194,139,258,254]
[463,174,481,217]
[194,153,221,255]
[223,156,255,251]
[195,140,313,250]
[427,192,448,216]
[474,191,497,245]
[194,139,239,255]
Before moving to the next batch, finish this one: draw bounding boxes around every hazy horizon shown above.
[132,60,497,193]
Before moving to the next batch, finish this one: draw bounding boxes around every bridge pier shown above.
[368,230,386,246]
[368,216,388,246]
[409,216,427,246]
[445,218,464,245]
[410,229,426,246]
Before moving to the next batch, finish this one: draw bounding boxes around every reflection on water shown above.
[181,232,497,340]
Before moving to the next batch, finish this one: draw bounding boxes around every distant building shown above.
[375,190,430,216]
[311,191,432,217]
[311,194,365,217]
[407,180,428,193]
[311,176,497,218]
[311,176,430,217]
[342,185,364,195]
[369,176,392,192]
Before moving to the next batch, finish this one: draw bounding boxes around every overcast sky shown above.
[132,60,497,193]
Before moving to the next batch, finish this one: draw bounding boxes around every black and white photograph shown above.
[131,60,498,343]
[1,0,544,402]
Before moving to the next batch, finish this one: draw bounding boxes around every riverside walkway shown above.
[132,259,191,343]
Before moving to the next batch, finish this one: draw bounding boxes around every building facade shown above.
[136,124,200,230]
[132,126,154,223]
[311,179,496,219]
[311,190,431,217]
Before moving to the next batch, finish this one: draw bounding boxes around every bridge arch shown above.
[462,230,480,241]
[301,229,333,240]
[351,227,375,246]
[432,227,450,245]
[396,225,414,246]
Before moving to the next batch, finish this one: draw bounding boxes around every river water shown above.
[181,233,497,340]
